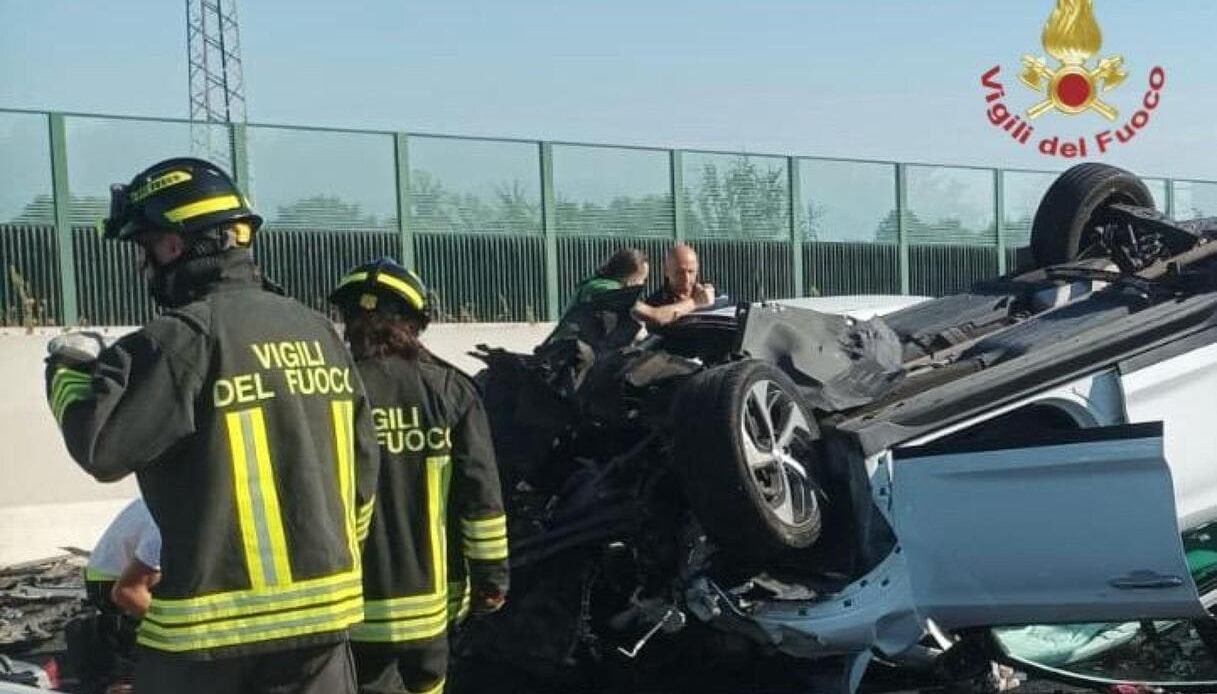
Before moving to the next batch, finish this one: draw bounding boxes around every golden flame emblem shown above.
[1020,0,1127,120]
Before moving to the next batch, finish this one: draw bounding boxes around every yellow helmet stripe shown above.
[336,270,425,311]
[164,194,242,223]
[375,273,425,311]
[336,271,369,288]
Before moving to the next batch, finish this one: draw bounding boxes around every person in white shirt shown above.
[82,498,161,694]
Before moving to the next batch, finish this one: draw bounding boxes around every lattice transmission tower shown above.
[186,0,247,171]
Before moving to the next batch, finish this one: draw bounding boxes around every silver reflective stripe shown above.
[239,411,280,587]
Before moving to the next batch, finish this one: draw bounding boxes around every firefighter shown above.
[328,258,509,694]
[44,157,379,694]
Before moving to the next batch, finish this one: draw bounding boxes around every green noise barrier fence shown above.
[3,107,1213,327]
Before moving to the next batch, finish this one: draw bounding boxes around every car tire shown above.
[1030,163,1155,268]
[673,359,823,563]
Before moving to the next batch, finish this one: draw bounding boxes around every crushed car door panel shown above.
[891,422,1203,631]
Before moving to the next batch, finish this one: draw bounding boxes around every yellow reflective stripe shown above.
[355,500,374,541]
[226,409,292,590]
[415,678,445,694]
[374,273,425,311]
[226,411,264,587]
[427,456,448,592]
[163,194,241,223]
[52,383,91,423]
[461,515,506,540]
[447,579,470,623]
[51,378,88,410]
[51,367,91,394]
[50,367,93,422]
[335,271,368,288]
[353,455,450,643]
[50,381,88,413]
[362,593,447,620]
[248,408,293,586]
[148,581,363,627]
[84,567,118,581]
[146,569,361,621]
[147,577,360,628]
[350,609,448,642]
[331,399,359,562]
[357,500,375,522]
[335,270,425,311]
[462,514,507,560]
[139,595,363,652]
[463,538,509,560]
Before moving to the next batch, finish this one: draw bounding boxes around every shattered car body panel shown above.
[463,182,1217,692]
[735,303,906,411]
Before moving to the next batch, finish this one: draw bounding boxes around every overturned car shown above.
[457,164,1217,693]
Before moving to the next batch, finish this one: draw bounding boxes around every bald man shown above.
[644,243,716,311]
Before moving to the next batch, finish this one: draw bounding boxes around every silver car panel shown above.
[891,422,1203,630]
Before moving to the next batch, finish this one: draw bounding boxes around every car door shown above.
[891,421,1204,631]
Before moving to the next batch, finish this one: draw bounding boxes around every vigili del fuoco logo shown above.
[980,0,1165,159]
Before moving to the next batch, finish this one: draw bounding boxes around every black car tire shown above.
[1030,162,1155,268]
[673,359,823,563]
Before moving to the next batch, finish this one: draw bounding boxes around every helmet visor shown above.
[103,183,150,241]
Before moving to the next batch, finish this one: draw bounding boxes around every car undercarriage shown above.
[453,164,1217,693]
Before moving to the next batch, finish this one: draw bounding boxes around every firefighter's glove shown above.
[46,331,105,368]
[470,588,506,616]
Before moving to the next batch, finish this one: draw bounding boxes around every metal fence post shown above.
[1164,178,1175,218]
[895,163,910,295]
[788,157,805,297]
[671,150,685,242]
[994,168,1007,275]
[229,122,250,195]
[540,142,559,321]
[48,112,78,325]
[394,133,415,267]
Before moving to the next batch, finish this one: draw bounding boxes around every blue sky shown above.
[2,1,1216,227]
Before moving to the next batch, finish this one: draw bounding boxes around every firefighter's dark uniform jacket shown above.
[350,354,508,645]
[45,250,379,660]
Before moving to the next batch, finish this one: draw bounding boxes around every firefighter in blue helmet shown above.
[44,157,380,694]
[330,258,509,694]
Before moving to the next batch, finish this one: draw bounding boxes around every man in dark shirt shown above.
[644,243,716,310]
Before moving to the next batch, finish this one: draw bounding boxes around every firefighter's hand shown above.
[46,331,105,367]
[470,588,506,615]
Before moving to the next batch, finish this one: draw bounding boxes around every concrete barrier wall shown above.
[0,322,554,565]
